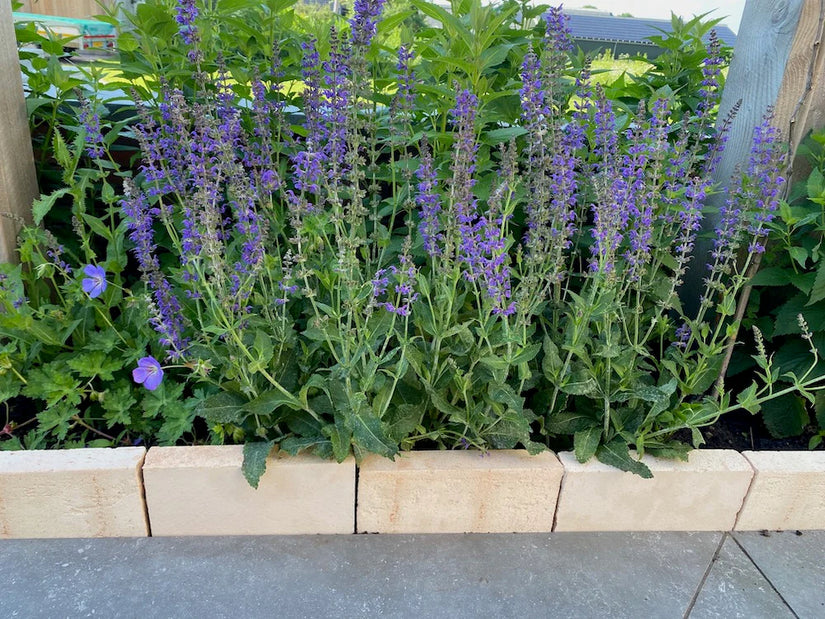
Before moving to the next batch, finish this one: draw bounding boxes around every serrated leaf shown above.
[574,426,602,463]
[196,392,247,424]
[808,260,825,306]
[596,438,653,478]
[385,403,421,441]
[325,417,352,462]
[525,440,547,455]
[101,382,138,428]
[53,129,71,171]
[157,399,196,444]
[242,441,275,489]
[485,409,530,449]
[67,351,121,381]
[761,394,809,439]
[815,391,825,428]
[736,382,761,415]
[0,372,21,402]
[487,382,524,414]
[32,189,70,225]
[350,414,397,458]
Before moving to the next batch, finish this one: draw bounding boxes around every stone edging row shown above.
[0,447,823,538]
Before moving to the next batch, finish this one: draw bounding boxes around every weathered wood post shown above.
[0,0,38,263]
[693,0,825,383]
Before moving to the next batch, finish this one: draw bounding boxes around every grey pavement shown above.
[1,531,823,618]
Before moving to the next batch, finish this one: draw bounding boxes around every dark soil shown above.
[677,408,823,451]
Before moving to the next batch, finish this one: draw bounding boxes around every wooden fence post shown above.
[712,0,825,189]
[0,0,38,263]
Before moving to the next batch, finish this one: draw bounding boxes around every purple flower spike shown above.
[133,356,164,391]
[81,265,107,299]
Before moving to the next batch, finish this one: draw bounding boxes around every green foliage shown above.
[743,129,825,446]
[16,0,806,488]
[0,117,195,451]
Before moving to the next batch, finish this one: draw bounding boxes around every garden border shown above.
[1,446,822,538]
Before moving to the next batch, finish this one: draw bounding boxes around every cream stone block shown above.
[554,450,754,531]
[0,447,148,538]
[143,446,355,535]
[735,451,825,531]
[357,450,563,533]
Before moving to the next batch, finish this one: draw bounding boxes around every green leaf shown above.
[23,365,82,407]
[542,337,563,379]
[508,342,542,366]
[327,419,352,462]
[157,399,196,444]
[487,382,524,414]
[596,438,653,478]
[735,382,761,415]
[808,166,825,199]
[485,409,531,449]
[350,414,397,458]
[32,189,70,225]
[815,391,825,428]
[808,260,825,306]
[53,129,71,171]
[761,394,809,439]
[479,355,509,371]
[545,411,597,434]
[67,351,121,381]
[242,441,275,489]
[279,435,332,456]
[560,373,599,396]
[243,389,300,417]
[385,403,421,441]
[196,392,247,424]
[483,126,527,144]
[574,426,602,463]
[0,372,21,402]
[790,246,808,268]
[750,267,792,287]
[101,382,138,428]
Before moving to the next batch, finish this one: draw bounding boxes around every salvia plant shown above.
[14,0,825,482]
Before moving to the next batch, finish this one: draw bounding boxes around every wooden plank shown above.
[774,0,825,181]
[16,0,110,20]
[0,0,38,263]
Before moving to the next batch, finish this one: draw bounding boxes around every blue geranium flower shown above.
[81,265,107,299]
[132,356,164,391]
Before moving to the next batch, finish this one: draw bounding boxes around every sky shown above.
[567,1,747,32]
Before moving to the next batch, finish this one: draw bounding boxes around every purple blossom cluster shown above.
[350,0,387,48]
[370,253,418,316]
[713,112,784,262]
[589,89,625,275]
[415,140,442,257]
[175,0,199,47]
[121,180,189,359]
[391,45,416,124]
[79,98,105,160]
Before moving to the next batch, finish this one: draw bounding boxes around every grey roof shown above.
[565,12,737,48]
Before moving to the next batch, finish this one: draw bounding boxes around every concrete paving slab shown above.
[689,535,794,618]
[0,532,721,618]
[733,530,825,619]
